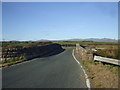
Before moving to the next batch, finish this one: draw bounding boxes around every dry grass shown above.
[89,44,119,49]
[94,49,119,59]
[1,56,27,67]
[75,52,119,88]
[83,60,119,88]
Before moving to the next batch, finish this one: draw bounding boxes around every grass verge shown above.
[1,56,27,67]
[81,59,119,88]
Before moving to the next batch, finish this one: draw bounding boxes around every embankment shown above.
[1,44,64,67]
[74,44,119,88]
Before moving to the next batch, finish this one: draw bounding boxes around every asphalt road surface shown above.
[2,49,87,88]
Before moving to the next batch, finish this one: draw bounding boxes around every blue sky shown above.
[2,2,118,41]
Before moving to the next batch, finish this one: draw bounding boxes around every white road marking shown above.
[72,49,91,89]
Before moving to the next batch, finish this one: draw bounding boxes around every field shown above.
[2,41,53,47]
[54,41,118,45]
[2,43,33,47]
[90,44,120,60]
[2,41,119,47]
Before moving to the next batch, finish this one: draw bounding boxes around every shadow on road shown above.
[40,48,65,58]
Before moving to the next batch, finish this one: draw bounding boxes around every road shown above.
[2,49,87,88]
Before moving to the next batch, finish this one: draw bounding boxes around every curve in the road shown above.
[3,49,88,88]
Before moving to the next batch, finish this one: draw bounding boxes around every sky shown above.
[2,2,118,41]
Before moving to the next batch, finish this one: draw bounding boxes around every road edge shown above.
[72,49,91,89]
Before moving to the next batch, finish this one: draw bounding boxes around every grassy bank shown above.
[1,56,27,67]
[82,59,119,88]
[74,48,119,88]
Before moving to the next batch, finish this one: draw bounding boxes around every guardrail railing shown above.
[94,56,120,66]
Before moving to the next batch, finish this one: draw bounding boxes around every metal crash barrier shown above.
[94,56,120,66]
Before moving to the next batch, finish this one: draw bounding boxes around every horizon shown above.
[2,2,118,41]
[1,37,118,42]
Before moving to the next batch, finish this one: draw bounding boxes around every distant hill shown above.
[82,38,117,42]
[2,38,118,43]
[54,38,118,43]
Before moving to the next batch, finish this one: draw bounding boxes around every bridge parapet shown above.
[75,43,93,60]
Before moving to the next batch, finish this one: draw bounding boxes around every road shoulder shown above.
[74,49,119,88]
[72,49,91,89]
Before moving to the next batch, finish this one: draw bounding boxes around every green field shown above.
[2,41,119,48]
[53,41,118,45]
[2,43,34,47]
[2,41,53,47]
